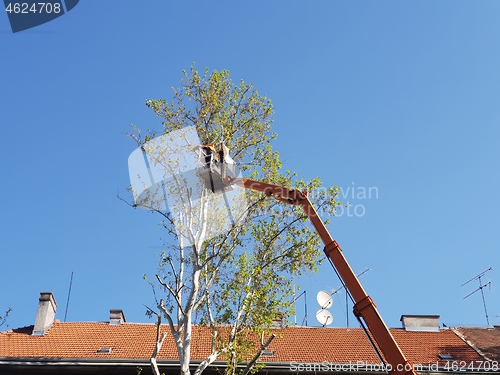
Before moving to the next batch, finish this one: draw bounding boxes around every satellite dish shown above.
[317,291,333,309]
[316,309,333,326]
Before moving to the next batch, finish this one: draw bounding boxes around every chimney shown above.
[110,309,126,325]
[33,292,57,336]
[401,315,440,332]
[270,312,284,328]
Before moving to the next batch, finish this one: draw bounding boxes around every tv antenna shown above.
[327,268,371,328]
[291,287,308,326]
[461,267,492,326]
[315,290,334,327]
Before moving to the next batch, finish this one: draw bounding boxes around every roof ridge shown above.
[50,322,369,329]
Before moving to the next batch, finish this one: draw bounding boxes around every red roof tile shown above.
[456,328,500,362]
[0,322,485,368]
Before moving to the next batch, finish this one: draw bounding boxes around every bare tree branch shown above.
[151,314,168,375]
[157,274,186,315]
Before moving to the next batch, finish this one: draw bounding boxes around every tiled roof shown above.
[0,321,485,367]
[456,327,500,362]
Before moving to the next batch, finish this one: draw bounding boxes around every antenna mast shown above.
[328,268,371,328]
[292,289,308,326]
[462,267,492,326]
[64,271,74,323]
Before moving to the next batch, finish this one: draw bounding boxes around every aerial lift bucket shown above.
[196,144,237,194]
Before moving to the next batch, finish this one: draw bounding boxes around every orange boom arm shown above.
[224,175,417,375]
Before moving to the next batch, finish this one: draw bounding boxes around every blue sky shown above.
[1,1,499,331]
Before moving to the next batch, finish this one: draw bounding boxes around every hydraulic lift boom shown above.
[223,175,417,375]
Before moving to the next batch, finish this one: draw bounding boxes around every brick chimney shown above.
[109,309,126,325]
[32,292,57,336]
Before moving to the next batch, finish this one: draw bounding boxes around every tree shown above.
[128,64,338,375]
[0,307,12,328]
